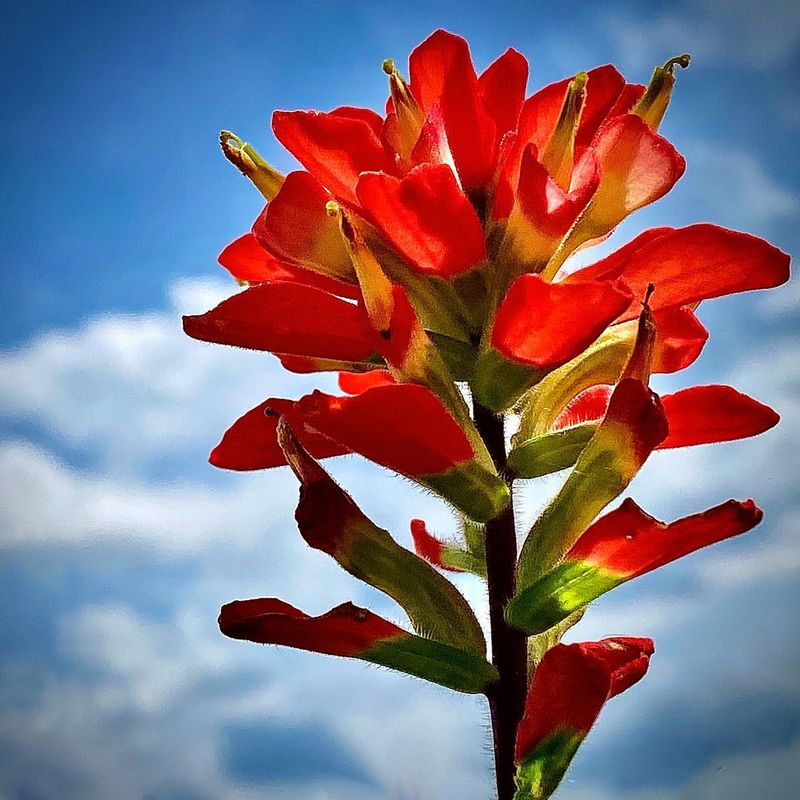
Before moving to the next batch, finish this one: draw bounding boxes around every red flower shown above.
[188,31,790,800]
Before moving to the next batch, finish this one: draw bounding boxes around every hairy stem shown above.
[474,402,528,800]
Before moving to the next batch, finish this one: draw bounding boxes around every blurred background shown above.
[1,1,798,798]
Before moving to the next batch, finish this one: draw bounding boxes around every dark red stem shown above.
[474,402,528,800]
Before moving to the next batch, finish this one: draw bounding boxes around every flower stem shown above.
[474,402,528,800]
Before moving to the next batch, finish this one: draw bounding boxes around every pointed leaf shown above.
[411,519,487,577]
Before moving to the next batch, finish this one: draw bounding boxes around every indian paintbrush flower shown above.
[184,29,791,800]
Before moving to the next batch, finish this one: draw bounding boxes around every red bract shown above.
[187,30,790,800]
[514,639,654,798]
[357,164,487,276]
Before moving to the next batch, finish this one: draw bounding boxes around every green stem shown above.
[474,402,528,800]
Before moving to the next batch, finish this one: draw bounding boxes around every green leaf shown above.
[508,425,596,479]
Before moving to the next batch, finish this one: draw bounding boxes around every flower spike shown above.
[186,33,789,800]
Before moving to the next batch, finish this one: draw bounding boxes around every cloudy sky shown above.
[1,1,798,798]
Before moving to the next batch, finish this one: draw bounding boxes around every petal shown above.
[409,518,486,576]
[357,164,486,277]
[500,64,630,214]
[252,171,356,288]
[492,276,632,370]
[295,384,474,477]
[568,224,791,317]
[408,106,455,168]
[272,110,395,205]
[293,383,509,522]
[410,519,465,573]
[659,385,780,448]
[515,643,610,763]
[509,497,761,634]
[277,420,485,653]
[580,637,655,697]
[574,65,629,146]
[552,385,613,430]
[208,398,348,471]
[329,105,385,137]
[499,146,599,266]
[338,369,396,394]
[219,597,402,656]
[605,82,646,121]
[182,282,380,361]
[570,498,763,576]
[278,355,380,375]
[513,302,708,446]
[516,65,627,157]
[220,597,498,694]
[514,381,777,481]
[580,114,685,236]
[220,233,359,297]
[408,29,497,189]
[478,47,528,141]
[650,306,708,373]
[473,276,630,411]
[218,233,288,284]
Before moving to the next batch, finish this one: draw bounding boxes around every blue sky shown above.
[1,1,798,798]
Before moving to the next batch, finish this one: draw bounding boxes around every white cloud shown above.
[0,277,334,476]
[0,438,288,556]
